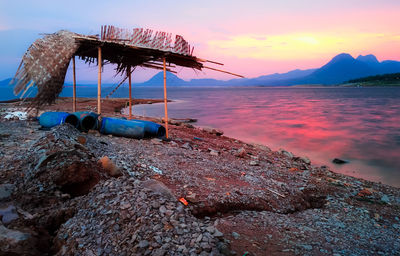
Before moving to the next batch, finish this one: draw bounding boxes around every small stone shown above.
[299,244,313,250]
[169,141,178,147]
[209,149,219,156]
[186,193,198,203]
[299,157,311,164]
[200,242,212,252]
[235,147,246,158]
[0,205,19,224]
[0,184,15,200]
[99,156,122,177]
[152,201,160,209]
[152,248,166,256]
[181,142,192,150]
[151,138,163,145]
[280,149,293,158]
[203,127,224,136]
[381,194,390,204]
[138,240,149,248]
[332,158,349,164]
[232,232,240,239]
[120,203,131,210]
[141,179,175,200]
[213,229,224,238]
[196,234,203,243]
[357,188,373,197]
[159,205,167,214]
[206,226,215,233]
[217,242,231,255]
[77,136,87,145]
[249,160,259,166]
[113,224,120,231]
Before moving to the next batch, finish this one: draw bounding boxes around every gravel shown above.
[0,115,399,255]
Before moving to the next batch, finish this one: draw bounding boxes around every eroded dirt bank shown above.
[0,100,400,256]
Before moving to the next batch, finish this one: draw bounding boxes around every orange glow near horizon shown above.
[207,32,400,60]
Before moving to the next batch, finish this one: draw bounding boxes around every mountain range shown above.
[1,53,400,87]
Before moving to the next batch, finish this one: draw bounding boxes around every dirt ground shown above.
[0,98,399,255]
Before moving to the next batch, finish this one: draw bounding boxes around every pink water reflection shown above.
[131,87,400,187]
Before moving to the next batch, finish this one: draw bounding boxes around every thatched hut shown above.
[12,25,242,137]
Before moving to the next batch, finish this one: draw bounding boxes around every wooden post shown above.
[128,66,132,120]
[97,47,102,115]
[72,56,77,112]
[163,57,169,138]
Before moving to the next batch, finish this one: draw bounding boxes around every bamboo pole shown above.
[203,66,244,78]
[128,66,132,120]
[72,56,77,112]
[163,57,169,138]
[97,47,102,114]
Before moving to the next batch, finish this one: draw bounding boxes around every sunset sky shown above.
[0,0,399,82]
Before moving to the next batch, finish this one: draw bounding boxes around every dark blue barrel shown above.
[99,117,165,138]
[134,120,166,138]
[100,117,146,139]
[39,112,79,128]
[73,111,99,132]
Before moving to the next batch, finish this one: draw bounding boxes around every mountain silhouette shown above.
[139,71,187,86]
[285,53,400,85]
[136,53,400,86]
[0,78,13,86]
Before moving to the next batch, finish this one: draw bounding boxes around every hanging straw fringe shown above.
[13,30,80,110]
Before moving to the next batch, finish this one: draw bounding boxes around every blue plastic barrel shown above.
[134,120,166,138]
[99,117,165,138]
[73,111,99,132]
[39,112,79,128]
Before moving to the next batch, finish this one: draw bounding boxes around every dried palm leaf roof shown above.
[13,26,242,109]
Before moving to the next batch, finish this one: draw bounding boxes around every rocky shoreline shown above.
[0,99,399,255]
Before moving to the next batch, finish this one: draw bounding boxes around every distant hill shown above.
[135,68,317,87]
[347,73,400,85]
[138,71,188,86]
[0,78,12,86]
[286,53,400,85]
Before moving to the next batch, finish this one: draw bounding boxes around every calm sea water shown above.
[1,85,400,187]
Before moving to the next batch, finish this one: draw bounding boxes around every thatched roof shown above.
[12,26,240,109]
[13,30,79,108]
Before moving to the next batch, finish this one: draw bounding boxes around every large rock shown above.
[0,205,19,224]
[23,124,105,197]
[202,127,224,136]
[141,179,175,200]
[0,184,15,200]
[0,223,37,255]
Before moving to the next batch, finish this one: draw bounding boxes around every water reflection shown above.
[126,87,400,187]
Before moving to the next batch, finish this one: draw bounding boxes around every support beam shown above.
[128,66,132,120]
[97,47,102,114]
[163,57,169,138]
[203,66,244,78]
[72,56,77,112]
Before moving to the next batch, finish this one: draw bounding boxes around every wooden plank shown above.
[128,66,132,120]
[72,56,77,112]
[163,57,169,138]
[97,47,102,114]
[203,66,244,78]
